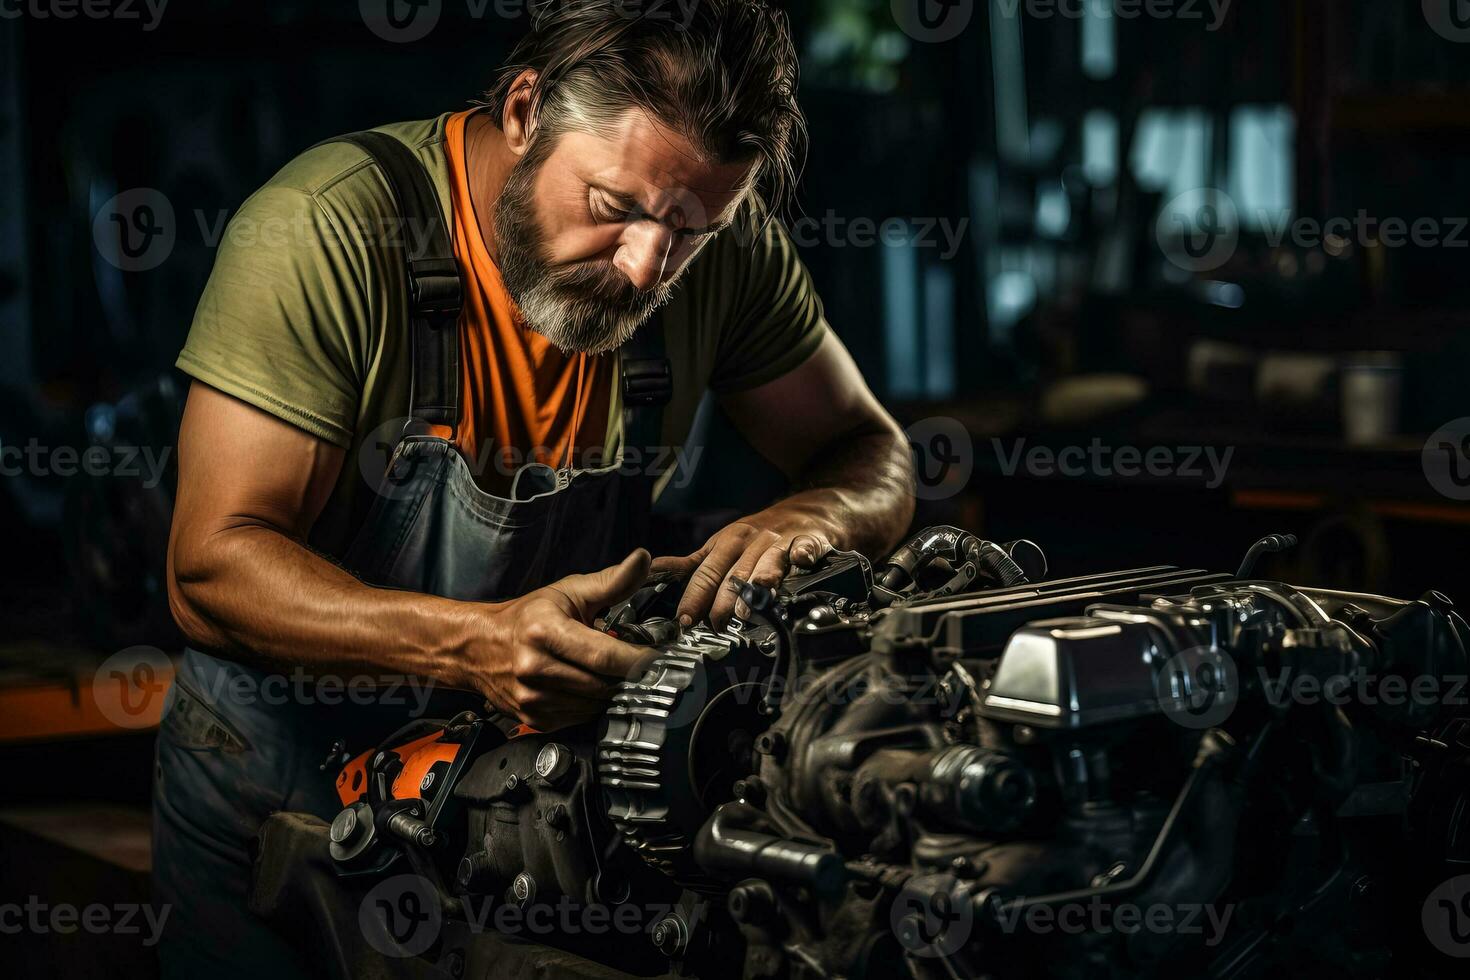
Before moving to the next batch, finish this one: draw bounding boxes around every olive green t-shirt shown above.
[177,114,828,555]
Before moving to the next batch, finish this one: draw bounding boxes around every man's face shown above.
[494,109,755,354]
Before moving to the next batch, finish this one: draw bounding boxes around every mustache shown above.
[549,260,669,304]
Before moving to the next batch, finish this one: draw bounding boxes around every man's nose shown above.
[613,221,677,292]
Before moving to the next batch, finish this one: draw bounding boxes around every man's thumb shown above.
[564,549,651,618]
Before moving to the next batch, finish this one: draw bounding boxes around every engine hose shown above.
[981,728,1241,922]
[693,802,849,899]
[974,541,1028,588]
[1236,533,1298,579]
[735,578,797,716]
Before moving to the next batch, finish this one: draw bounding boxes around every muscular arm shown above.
[167,382,649,728]
[656,332,915,626]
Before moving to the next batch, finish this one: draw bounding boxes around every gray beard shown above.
[494,157,678,355]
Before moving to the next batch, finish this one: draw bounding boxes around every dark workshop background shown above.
[1,0,1469,974]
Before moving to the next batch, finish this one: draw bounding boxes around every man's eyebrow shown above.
[590,182,734,235]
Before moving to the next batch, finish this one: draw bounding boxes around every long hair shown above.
[480,0,807,222]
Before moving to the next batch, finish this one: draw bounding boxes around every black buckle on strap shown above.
[409,257,463,315]
[622,355,672,408]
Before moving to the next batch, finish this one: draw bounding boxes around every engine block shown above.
[254,529,1470,980]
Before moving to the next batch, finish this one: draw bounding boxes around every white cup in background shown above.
[1341,352,1403,445]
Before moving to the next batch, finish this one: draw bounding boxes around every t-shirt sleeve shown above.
[176,184,371,448]
[706,214,830,394]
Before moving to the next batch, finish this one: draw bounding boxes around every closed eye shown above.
[591,191,633,224]
[589,187,730,238]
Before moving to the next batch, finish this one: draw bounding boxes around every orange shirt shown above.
[443,110,613,490]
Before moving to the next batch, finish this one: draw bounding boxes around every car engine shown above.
[252,528,1470,979]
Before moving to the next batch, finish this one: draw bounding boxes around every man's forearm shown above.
[758,422,915,558]
[168,521,480,687]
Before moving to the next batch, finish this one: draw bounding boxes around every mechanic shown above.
[154,2,914,976]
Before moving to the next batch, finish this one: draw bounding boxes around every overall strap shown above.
[620,310,672,455]
[331,130,462,433]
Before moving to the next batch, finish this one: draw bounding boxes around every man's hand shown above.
[462,550,655,729]
[652,508,835,630]
[170,383,656,734]
[652,332,915,629]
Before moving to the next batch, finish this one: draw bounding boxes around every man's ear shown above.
[500,69,539,158]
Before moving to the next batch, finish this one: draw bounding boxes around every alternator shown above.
[598,623,775,889]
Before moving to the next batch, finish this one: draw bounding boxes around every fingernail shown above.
[680,614,693,627]
[735,600,750,620]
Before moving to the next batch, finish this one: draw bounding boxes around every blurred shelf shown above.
[0,643,173,744]
[0,803,152,874]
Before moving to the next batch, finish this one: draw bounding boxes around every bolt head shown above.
[329,807,358,844]
[535,742,575,785]
[649,916,687,952]
[897,914,923,949]
[651,916,685,955]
